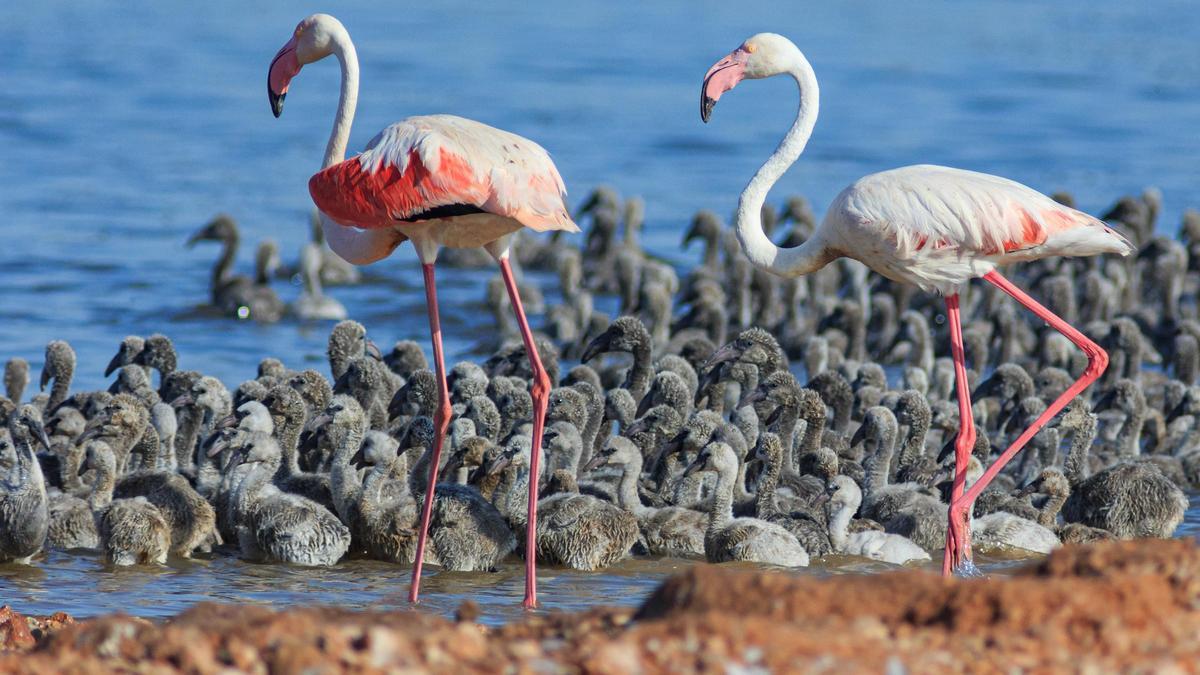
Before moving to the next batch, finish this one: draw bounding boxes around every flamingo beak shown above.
[701,48,750,123]
[580,333,611,364]
[268,37,301,118]
[29,419,51,451]
[708,342,743,368]
[186,222,217,248]
[581,452,608,473]
[738,387,766,409]
[104,351,125,378]
[366,340,383,361]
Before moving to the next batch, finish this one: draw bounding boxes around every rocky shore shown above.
[3,539,1198,673]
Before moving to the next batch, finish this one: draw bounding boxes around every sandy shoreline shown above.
[3,539,1198,673]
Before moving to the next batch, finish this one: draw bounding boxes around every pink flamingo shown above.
[268,14,577,608]
[700,33,1134,575]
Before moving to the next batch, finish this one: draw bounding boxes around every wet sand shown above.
[3,538,1198,673]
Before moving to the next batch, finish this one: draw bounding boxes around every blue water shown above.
[2,1,1198,391]
[1,0,1198,621]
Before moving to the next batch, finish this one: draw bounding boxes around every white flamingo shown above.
[700,33,1134,575]
[267,13,578,608]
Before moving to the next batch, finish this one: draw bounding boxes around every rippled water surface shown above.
[1,1,1199,620]
[0,546,1107,624]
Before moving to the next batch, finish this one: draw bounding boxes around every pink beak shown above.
[701,48,750,122]
[268,36,302,118]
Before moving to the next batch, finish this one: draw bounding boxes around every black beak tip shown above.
[701,97,715,123]
[270,91,285,118]
[580,342,602,364]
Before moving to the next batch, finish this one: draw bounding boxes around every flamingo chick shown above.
[268,14,578,608]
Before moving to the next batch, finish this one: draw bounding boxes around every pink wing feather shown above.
[824,165,1134,295]
[310,114,578,233]
[832,165,1133,260]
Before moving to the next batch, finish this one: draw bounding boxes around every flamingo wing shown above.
[832,165,1133,261]
[309,114,578,233]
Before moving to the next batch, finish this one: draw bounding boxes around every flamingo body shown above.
[825,165,1133,295]
[701,32,1132,577]
[270,13,574,608]
[310,115,577,250]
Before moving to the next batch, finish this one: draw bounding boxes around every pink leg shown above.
[943,294,976,576]
[946,270,1109,573]
[409,263,454,604]
[498,256,550,610]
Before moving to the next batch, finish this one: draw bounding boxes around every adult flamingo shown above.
[268,14,577,608]
[700,33,1133,575]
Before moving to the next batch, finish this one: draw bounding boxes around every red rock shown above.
[0,606,35,652]
[2,541,1199,672]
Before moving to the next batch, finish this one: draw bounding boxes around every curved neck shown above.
[615,456,646,516]
[237,460,276,505]
[214,233,238,291]
[1063,416,1095,486]
[175,408,200,472]
[89,459,115,510]
[774,406,800,473]
[735,58,832,277]
[707,465,735,532]
[863,435,893,498]
[49,372,72,410]
[408,445,434,498]
[1116,406,1145,458]
[273,416,303,479]
[323,35,359,170]
[160,430,177,471]
[314,32,397,266]
[1038,489,1067,528]
[755,448,782,517]
[801,411,825,455]
[329,422,365,517]
[135,426,160,471]
[898,414,929,472]
[624,341,653,402]
[828,501,853,551]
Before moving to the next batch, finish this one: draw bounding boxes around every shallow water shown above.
[0,542,1077,624]
[1,1,1199,620]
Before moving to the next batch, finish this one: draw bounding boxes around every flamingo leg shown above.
[945,270,1109,573]
[943,293,976,576]
[498,255,549,610]
[409,262,454,604]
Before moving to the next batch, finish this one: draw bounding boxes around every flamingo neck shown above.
[88,457,115,510]
[755,446,782,517]
[828,499,853,551]
[323,32,359,170]
[315,31,400,266]
[707,463,735,531]
[615,456,647,516]
[735,54,834,277]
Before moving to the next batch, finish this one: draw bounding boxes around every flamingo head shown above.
[701,33,803,122]
[268,14,347,117]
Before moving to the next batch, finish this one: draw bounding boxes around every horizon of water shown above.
[1,0,1198,621]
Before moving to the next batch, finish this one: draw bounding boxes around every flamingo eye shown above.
[743,43,757,54]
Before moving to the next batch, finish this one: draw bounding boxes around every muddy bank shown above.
[3,539,1198,673]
